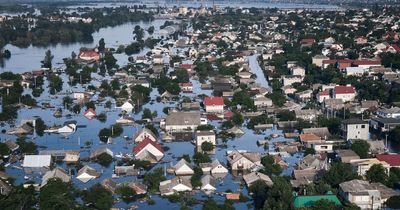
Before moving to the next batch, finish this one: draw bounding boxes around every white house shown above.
[196,130,216,147]
[333,85,356,102]
[201,174,217,192]
[342,118,369,140]
[377,107,400,118]
[204,96,224,113]
[161,112,207,133]
[291,66,305,76]
[282,75,304,86]
[317,90,330,103]
[254,95,273,108]
[120,101,134,112]
[133,138,164,163]
[159,177,192,196]
[76,165,101,183]
[200,159,229,174]
[22,155,52,173]
[133,127,157,143]
[173,159,194,176]
[227,151,262,171]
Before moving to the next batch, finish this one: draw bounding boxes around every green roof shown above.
[293,194,342,208]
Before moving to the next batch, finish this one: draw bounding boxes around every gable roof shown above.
[334,85,355,94]
[293,193,341,208]
[376,154,400,167]
[133,137,164,154]
[204,96,224,106]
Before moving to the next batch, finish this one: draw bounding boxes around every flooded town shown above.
[0,0,400,210]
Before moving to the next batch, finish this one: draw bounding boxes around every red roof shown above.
[353,60,381,66]
[300,38,315,44]
[133,137,163,154]
[79,50,100,58]
[319,90,330,96]
[322,60,337,64]
[334,86,355,94]
[390,44,400,52]
[204,96,224,106]
[376,154,400,166]
[207,114,222,121]
[84,108,97,116]
[338,59,353,64]
[179,82,193,87]
[179,64,193,70]
[224,111,234,118]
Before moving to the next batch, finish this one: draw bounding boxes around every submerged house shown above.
[133,137,164,163]
[76,165,101,183]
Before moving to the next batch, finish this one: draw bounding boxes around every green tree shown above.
[115,184,137,203]
[193,152,211,165]
[232,112,244,125]
[0,142,10,156]
[350,140,370,159]
[304,148,316,156]
[98,38,105,52]
[41,50,53,69]
[260,155,282,176]
[263,177,293,210]
[311,199,338,210]
[35,117,47,136]
[16,137,37,154]
[0,185,37,210]
[39,178,78,210]
[82,184,113,210]
[366,164,388,183]
[389,126,400,144]
[201,142,214,152]
[143,168,166,192]
[95,153,113,167]
[323,162,358,187]
[190,167,203,188]
[385,195,400,209]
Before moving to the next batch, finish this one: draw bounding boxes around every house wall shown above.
[231,158,255,170]
[346,124,369,140]
[334,93,356,102]
[205,105,224,113]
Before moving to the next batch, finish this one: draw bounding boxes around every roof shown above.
[226,193,241,200]
[318,90,329,96]
[371,117,400,124]
[204,96,224,106]
[23,155,52,168]
[133,127,157,141]
[133,137,164,155]
[339,179,400,199]
[376,154,400,167]
[42,168,70,186]
[334,85,355,94]
[79,50,99,58]
[179,64,193,69]
[293,193,341,208]
[353,60,381,66]
[342,118,367,125]
[77,165,101,177]
[165,112,201,126]
[299,133,321,142]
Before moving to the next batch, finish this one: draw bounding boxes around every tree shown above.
[202,199,234,210]
[0,185,37,210]
[174,68,189,83]
[142,108,153,120]
[311,199,338,210]
[98,38,105,52]
[385,195,400,209]
[389,126,400,144]
[350,140,370,159]
[96,153,113,167]
[40,178,78,210]
[201,142,214,152]
[35,117,47,137]
[179,154,191,163]
[366,164,388,183]
[16,137,37,154]
[41,50,53,69]
[115,184,137,203]
[232,112,244,125]
[260,155,282,176]
[103,52,117,69]
[85,101,96,110]
[82,184,113,210]
[323,162,358,187]
[0,142,10,156]
[193,152,211,165]
[263,177,293,210]
[191,167,203,188]
[143,168,166,192]
[304,148,316,156]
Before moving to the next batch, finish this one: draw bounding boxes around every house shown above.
[353,60,381,70]
[0,179,12,196]
[128,182,148,195]
[299,133,322,147]
[295,109,320,122]
[22,155,52,173]
[339,179,400,210]
[227,151,262,171]
[312,55,329,67]
[350,158,390,176]
[116,115,135,124]
[226,193,241,200]
[297,154,328,171]
[295,90,313,101]
[345,67,367,76]
[204,97,224,113]
[173,159,194,176]
[133,127,157,143]
[179,64,193,72]
[254,95,273,108]
[341,118,369,140]
[120,101,134,112]
[370,117,400,132]
[324,98,344,110]
[376,154,400,168]
[333,85,356,102]
[291,169,318,187]
[300,38,316,47]
[7,123,33,135]
[101,178,117,193]
[200,159,228,174]
[293,192,341,208]
[79,50,100,61]
[201,174,217,192]
[179,82,193,92]
[161,112,206,133]
[196,130,216,147]
[376,107,400,118]
[291,66,305,76]
[4,140,20,153]
[64,151,80,163]
[76,165,101,183]
[282,75,303,86]
[335,150,360,163]
[114,165,138,176]
[90,148,113,160]
[317,90,330,103]
[73,92,90,100]
[302,127,331,140]
[84,108,96,119]
[243,172,273,187]
[133,138,164,163]
[159,176,192,196]
[41,167,70,187]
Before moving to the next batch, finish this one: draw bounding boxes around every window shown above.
[361,125,365,128]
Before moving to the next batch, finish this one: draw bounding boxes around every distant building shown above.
[341,118,369,140]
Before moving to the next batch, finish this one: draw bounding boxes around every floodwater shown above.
[0,5,312,209]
